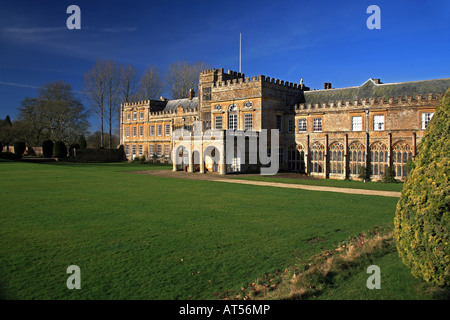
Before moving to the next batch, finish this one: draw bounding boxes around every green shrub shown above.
[132,155,146,163]
[78,135,87,150]
[0,152,22,160]
[382,166,397,183]
[13,141,26,155]
[358,165,370,181]
[42,140,54,158]
[118,145,125,160]
[53,141,67,158]
[394,89,450,287]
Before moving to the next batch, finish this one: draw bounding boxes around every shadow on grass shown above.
[16,160,172,169]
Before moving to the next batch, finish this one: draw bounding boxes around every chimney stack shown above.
[324,82,332,90]
[373,79,381,84]
[189,88,195,100]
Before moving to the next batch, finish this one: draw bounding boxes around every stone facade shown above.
[120,68,449,180]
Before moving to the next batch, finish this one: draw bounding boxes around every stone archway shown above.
[173,144,189,172]
[203,145,221,173]
[192,150,201,172]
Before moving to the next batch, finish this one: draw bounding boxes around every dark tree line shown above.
[1,81,89,149]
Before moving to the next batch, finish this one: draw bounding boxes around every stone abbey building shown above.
[120,68,449,180]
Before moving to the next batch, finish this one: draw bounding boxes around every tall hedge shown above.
[394,89,450,287]
[78,135,87,150]
[53,141,67,158]
[42,140,54,158]
[13,141,26,155]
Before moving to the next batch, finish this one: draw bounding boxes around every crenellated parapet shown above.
[212,73,304,91]
[294,93,443,113]
[149,107,198,117]
[122,100,151,108]
[213,75,262,88]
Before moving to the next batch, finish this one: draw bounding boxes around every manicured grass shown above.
[230,173,404,192]
[0,161,430,300]
[315,250,448,300]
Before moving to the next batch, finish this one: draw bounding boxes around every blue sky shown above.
[1,0,449,132]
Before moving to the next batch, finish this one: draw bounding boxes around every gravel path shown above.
[130,170,401,198]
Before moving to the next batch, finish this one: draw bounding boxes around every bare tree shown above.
[16,81,88,146]
[104,61,120,149]
[17,97,49,145]
[83,60,107,148]
[137,65,163,101]
[165,61,210,99]
[119,64,139,103]
[83,60,122,149]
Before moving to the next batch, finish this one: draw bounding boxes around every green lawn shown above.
[0,161,437,299]
[315,250,447,300]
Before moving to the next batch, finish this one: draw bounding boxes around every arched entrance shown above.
[192,150,201,172]
[204,145,220,173]
[174,145,189,171]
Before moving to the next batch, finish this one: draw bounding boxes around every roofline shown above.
[306,77,450,92]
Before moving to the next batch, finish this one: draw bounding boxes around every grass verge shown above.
[223,227,449,300]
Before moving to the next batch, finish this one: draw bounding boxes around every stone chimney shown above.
[373,79,381,84]
[324,82,332,90]
[189,88,195,100]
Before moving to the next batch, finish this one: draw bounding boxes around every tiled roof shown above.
[163,97,198,111]
[293,78,450,105]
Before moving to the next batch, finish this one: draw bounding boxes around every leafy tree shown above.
[394,89,450,287]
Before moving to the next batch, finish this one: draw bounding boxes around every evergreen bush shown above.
[394,89,450,287]
[382,166,397,183]
[358,165,369,181]
[13,141,26,155]
[42,140,54,158]
[53,141,67,158]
